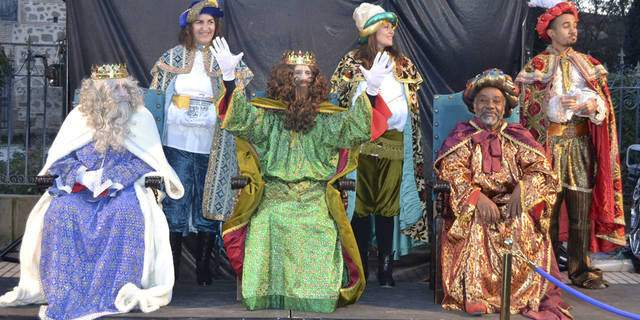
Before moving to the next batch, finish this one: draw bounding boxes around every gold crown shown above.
[90,64,129,80]
[284,50,317,66]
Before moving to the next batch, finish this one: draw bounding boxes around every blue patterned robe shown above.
[39,141,152,319]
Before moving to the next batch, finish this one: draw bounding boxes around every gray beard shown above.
[479,111,499,128]
[116,99,132,109]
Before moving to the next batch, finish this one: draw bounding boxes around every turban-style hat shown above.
[353,3,398,45]
[462,68,519,117]
[532,1,579,41]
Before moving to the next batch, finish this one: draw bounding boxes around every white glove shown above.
[92,178,113,198]
[78,168,112,197]
[210,37,244,81]
[78,168,103,192]
[359,51,394,96]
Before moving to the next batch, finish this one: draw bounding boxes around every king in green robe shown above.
[213,47,392,312]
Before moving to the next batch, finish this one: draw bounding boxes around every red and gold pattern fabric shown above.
[516,47,626,252]
[434,118,571,318]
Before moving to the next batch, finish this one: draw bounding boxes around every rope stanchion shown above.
[500,239,513,320]
[532,265,640,320]
[509,250,640,320]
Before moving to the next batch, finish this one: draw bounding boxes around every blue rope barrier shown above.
[534,266,640,320]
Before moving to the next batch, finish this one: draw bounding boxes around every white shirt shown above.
[352,69,408,132]
[547,62,606,125]
[164,50,217,154]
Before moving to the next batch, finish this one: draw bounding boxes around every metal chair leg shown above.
[0,235,22,263]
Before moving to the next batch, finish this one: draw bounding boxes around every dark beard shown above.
[283,84,317,133]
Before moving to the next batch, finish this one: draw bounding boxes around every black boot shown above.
[196,232,215,286]
[374,215,395,287]
[169,232,182,281]
[378,251,395,288]
[361,250,369,281]
[351,215,371,281]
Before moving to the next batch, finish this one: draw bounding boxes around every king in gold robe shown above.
[435,69,571,319]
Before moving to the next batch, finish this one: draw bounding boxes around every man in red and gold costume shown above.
[516,1,626,289]
[436,69,571,319]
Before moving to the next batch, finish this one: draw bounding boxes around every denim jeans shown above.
[162,146,220,234]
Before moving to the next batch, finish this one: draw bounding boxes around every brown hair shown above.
[178,17,224,50]
[355,30,402,69]
[265,61,330,134]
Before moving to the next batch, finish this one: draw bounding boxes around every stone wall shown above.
[0,194,40,249]
[1,0,66,133]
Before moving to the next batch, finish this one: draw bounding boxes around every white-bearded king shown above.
[0,64,184,319]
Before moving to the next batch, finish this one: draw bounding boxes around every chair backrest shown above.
[432,91,520,159]
[73,87,165,134]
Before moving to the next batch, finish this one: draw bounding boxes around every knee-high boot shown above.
[375,215,395,288]
[351,215,371,281]
[196,232,216,286]
[169,232,182,281]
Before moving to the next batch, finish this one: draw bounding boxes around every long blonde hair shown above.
[78,77,143,154]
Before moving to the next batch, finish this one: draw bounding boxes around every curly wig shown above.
[78,77,143,154]
[265,60,330,134]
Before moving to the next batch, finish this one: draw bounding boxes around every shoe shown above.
[378,251,395,288]
[570,270,609,289]
[464,301,486,316]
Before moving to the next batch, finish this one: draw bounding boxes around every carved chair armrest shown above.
[433,179,450,194]
[231,176,251,190]
[35,175,58,188]
[144,176,163,190]
[433,179,454,220]
[430,178,451,305]
[336,178,356,191]
[334,178,356,210]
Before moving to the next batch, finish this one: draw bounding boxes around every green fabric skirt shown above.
[242,178,343,313]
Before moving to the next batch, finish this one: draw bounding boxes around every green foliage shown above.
[0,134,46,195]
[609,70,640,152]
[0,48,10,88]
[608,70,640,227]
[624,0,640,66]
[563,0,632,70]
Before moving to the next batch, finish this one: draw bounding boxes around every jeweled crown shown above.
[284,50,317,66]
[90,64,129,80]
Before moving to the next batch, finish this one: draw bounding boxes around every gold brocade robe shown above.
[435,120,558,314]
[515,47,626,251]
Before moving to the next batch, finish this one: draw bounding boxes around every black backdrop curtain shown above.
[67,0,530,177]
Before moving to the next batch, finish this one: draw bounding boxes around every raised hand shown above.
[210,37,244,81]
[359,51,394,96]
